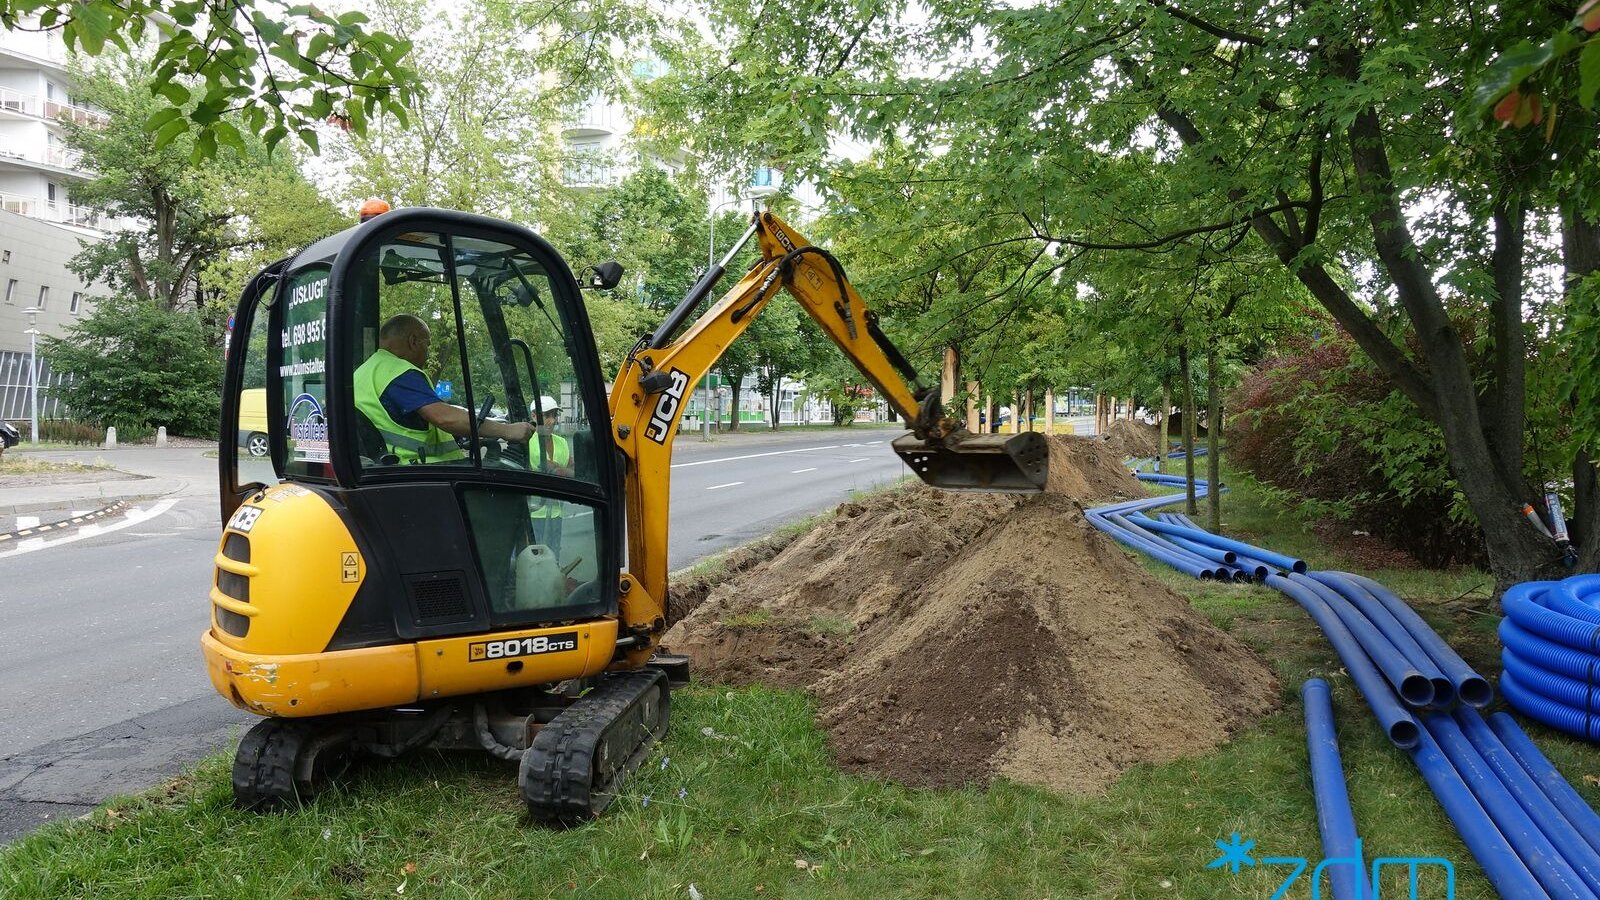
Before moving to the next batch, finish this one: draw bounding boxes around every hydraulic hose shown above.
[1302,679,1366,900]
[1499,578,1600,741]
[1341,572,1493,708]
[1425,714,1591,899]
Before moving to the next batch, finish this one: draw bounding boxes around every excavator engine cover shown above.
[892,430,1048,493]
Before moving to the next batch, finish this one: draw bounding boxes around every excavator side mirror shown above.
[585,261,624,290]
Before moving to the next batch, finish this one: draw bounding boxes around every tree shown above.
[43,296,221,435]
[646,0,1600,589]
[0,0,418,156]
[65,56,338,313]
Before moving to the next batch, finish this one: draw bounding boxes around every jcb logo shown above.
[645,368,690,443]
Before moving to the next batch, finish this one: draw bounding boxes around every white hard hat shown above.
[539,395,561,411]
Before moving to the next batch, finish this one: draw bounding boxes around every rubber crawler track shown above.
[519,669,670,824]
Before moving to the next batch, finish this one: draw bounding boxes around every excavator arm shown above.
[606,211,1047,665]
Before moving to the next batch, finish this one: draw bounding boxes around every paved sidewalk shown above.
[0,446,216,517]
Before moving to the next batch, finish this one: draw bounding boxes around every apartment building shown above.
[0,23,111,420]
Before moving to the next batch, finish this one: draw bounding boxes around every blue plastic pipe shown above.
[1302,679,1366,900]
[1287,573,1434,707]
[1455,709,1600,896]
[1425,714,1592,899]
[1130,516,1308,574]
[1266,574,1419,748]
[1410,724,1551,899]
[1340,572,1493,708]
[1311,572,1454,708]
[1488,713,1600,860]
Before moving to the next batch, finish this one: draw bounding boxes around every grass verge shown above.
[0,456,109,476]
[3,461,1597,898]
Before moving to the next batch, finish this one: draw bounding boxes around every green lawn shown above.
[3,463,1597,899]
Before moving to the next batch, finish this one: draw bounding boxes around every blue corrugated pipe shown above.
[1500,577,1600,741]
[1287,573,1435,707]
[1129,515,1308,574]
[1302,679,1367,900]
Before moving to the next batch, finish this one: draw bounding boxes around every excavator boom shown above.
[607,211,1047,663]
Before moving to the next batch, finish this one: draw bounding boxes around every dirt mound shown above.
[1102,419,1162,459]
[665,435,1279,794]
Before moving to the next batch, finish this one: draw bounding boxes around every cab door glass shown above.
[350,233,471,469]
[450,234,596,483]
[232,293,279,490]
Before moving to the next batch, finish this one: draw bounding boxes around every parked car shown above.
[0,421,19,456]
[238,388,269,457]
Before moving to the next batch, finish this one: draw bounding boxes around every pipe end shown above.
[1399,674,1435,708]
[1458,677,1493,709]
[1390,719,1421,749]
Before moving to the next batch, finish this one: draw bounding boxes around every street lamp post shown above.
[22,305,40,444]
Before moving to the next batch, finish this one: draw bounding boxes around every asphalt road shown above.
[0,426,915,841]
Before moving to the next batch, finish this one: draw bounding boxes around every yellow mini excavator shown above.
[205,207,1046,821]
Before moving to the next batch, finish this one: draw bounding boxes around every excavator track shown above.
[519,668,670,824]
[232,717,353,811]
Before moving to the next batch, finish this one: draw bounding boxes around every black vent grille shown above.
[217,569,250,603]
[222,532,250,563]
[408,572,471,624]
[216,606,250,637]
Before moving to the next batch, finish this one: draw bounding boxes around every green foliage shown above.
[42,297,222,436]
[0,0,419,157]
[1229,332,1486,566]
[65,56,343,314]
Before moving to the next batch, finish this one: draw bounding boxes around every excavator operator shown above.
[353,313,534,463]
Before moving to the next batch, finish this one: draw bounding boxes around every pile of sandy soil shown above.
[1102,419,1163,460]
[664,436,1280,794]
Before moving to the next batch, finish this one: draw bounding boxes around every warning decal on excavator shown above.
[340,551,360,583]
[470,632,579,662]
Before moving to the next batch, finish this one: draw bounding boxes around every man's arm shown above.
[417,402,534,442]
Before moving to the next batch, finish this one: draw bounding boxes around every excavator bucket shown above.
[892,430,1049,493]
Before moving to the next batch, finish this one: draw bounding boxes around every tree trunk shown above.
[1157,378,1170,473]
[728,377,742,432]
[1180,343,1197,516]
[770,381,782,431]
[1207,342,1221,531]
[1565,188,1600,571]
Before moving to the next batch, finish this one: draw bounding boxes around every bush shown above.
[39,419,102,445]
[42,297,221,437]
[1228,331,1486,568]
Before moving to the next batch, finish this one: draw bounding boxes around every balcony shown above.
[0,141,86,173]
[562,98,621,136]
[0,191,100,229]
[0,86,108,127]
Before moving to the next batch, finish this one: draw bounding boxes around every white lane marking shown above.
[671,445,840,469]
[0,499,180,559]
[847,458,869,463]
[705,482,744,491]
[15,516,38,529]
[866,441,884,445]
[791,467,817,474]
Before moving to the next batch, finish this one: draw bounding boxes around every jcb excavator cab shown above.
[210,209,655,819]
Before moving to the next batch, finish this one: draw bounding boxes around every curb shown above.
[0,500,131,544]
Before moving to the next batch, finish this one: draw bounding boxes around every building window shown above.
[1,250,9,264]
[70,291,83,313]
[4,279,15,304]
[37,285,48,308]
